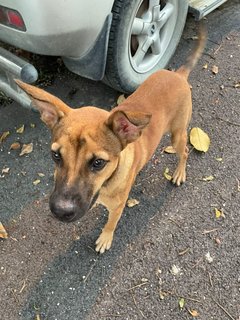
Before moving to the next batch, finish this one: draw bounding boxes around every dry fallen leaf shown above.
[188,309,199,317]
[10,142,21,150]
[202,175,214,181]
[190,127,210,152]
[127,198,139,208]
[216,157,223,162]
[16,124,25,134]
[0,222,8,239]
[163,145,176,154]
[37,173,45,177]
[33,179,41,186]
[179,297,185,310]
[19,143,33,156]
[117,94,126,105]
[212,65,219,74]
[163,167,172,181]
[159,290,168,300]
[203,63,208,69]
[141,278,148,282]
[215,208,221,218]
[2,167,10,174]
[0,131,10,143]
[215,208,225,219]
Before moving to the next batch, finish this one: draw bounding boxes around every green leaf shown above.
[179,297,185,309]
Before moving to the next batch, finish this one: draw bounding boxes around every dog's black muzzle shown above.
[49,188,99,223]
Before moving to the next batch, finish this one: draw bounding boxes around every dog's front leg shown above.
[95,197,127,254]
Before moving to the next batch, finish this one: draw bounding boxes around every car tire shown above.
[104,0,188,93]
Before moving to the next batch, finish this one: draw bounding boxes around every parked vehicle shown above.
[0,0,227,108]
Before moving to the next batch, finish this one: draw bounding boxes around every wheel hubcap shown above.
[129,0,177,73]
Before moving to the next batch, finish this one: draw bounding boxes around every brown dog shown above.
[16,27,206,253]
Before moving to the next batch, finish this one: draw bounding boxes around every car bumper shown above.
[0,0,114,57]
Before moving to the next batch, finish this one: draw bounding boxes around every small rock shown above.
[170,264,181,275]
[205,252,213,263]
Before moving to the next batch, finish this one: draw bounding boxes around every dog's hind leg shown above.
[171,128,189,186]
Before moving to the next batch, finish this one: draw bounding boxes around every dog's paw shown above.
[95,230,113,254]
[172,168,186,186]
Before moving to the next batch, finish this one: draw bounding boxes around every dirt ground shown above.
[0,2,240,320]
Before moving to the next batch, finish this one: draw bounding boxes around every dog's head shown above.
[16,80,151,222]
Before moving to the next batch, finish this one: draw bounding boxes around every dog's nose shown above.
[50,200,77,222]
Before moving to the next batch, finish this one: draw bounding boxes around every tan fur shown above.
[15,26,206,253]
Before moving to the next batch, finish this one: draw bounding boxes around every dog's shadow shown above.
[20,175,175,320]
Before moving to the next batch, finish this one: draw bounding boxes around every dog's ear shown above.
[15,79,70,129]
[106,110,151,147]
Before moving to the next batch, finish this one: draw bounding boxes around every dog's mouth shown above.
[57,211,78,223]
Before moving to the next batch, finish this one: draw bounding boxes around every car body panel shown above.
[0,0,114,57]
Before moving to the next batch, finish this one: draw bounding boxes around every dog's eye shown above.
[90,158,107,172]
[51,150,61,163]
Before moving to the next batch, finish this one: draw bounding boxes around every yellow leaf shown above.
[0,222,8,239]
[216,157,223,162]
[117,94,125,105]
[19,143,33,156]
[190,127,210,152]
[203,63,208,69]
[163,167,172,181]
[164,145,176,154]
[188,309,199,317]
[215,208,225,219]
[10,142,21,150]
[33,179,41,186]
[127,198,139,208]
[30,123,36,128]
[212,65,219,74]
[215,208,221,218]
[202,175,214,181]
[159,290,168,300]
[16,124,25,134]
[0,131,10,143]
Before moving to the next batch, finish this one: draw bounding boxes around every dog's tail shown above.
[177,23,207,78]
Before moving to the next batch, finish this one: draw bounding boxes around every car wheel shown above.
[104,0,188,93]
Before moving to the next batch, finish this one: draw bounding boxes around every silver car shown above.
[0,0,227,108]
